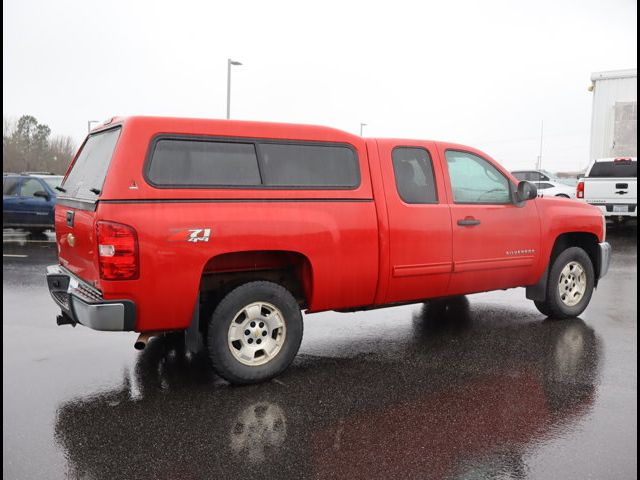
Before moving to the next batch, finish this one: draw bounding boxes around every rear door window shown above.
[62,127,122,200]
[392,147,438,204]
[3,177,20,196]
[588,160,637,178]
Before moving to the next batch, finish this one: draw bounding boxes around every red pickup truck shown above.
[46,116,611,384]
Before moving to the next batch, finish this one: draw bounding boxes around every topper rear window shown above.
[62,127,121,200]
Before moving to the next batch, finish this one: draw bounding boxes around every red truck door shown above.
[438,146,541,296]
[374,140,453,303]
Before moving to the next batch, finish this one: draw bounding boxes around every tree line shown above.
[3,115,76,175]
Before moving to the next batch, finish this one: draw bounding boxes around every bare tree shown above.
[48,135,77,173]
[3,115,76,174]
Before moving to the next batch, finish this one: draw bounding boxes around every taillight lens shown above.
[96,221,139,280]
[577,181,585,199]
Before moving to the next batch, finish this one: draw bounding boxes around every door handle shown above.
[457,217,481,227]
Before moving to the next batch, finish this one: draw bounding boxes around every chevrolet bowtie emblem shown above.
[67,233,76,247]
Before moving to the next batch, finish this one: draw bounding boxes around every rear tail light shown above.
[577,181,585,199]
[96,221,139,280]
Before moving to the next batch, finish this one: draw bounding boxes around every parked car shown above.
[577,157,637,223]
[3,172,63,234]
[511,170,576,198]
[46,116,610,384]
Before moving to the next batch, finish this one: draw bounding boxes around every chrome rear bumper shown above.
[46,265,136,331]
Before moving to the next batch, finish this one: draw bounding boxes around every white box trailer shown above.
[589,69,637,162]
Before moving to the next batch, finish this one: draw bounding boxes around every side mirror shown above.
[33,190,50,201]
[515,181,537,204]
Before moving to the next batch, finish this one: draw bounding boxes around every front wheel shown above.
[534,247,595,319]
[207,281,303,385]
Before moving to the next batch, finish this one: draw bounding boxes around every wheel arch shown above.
[527,231,601,301]
[197,250,313,329]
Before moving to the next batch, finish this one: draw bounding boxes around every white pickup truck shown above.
[578,157,637,223]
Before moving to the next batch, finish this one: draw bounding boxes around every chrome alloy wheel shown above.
[227,302,287,366]
[558,261,587,307]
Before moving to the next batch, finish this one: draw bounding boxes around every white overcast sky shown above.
[3,0,637,171]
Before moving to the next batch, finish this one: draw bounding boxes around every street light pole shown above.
[360,123,367,136]
[226,59,243,119]
[536,120,544,170]
[87,120,100,133]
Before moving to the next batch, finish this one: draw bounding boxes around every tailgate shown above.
[55,127,122,287]
[584,159,637,203]
[55,205,100,285]
[584,178,637,202]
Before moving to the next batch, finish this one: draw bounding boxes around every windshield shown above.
[62,127,121,200]
[42,176,64,190]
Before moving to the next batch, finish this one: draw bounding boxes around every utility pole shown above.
[226,59,243,119]
[360,123,367,136]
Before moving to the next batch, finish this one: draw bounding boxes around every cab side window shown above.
[21,179,45,197]
[445,150,511,204]
[392,147,438,204]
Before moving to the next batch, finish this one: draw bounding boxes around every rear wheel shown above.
[533,247,595,319]
[207,281,303,385]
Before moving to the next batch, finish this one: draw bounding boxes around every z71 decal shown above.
[168,228,212,243]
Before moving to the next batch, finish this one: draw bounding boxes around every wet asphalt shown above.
[2,226,637,480]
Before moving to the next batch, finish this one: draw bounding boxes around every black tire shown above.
[534,247,595,319]
[533,300,553,317]
[207,281,303,385]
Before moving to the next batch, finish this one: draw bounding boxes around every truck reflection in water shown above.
[55,298,601,480]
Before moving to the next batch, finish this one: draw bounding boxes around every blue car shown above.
[3,173,63,234]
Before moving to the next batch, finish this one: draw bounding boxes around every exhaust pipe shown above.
[134,332,156,350]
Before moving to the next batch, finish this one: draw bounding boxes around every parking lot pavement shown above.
[3,226,637,480]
